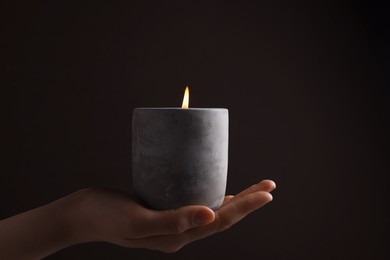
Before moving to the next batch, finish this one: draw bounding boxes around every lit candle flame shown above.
[181,86,189,108]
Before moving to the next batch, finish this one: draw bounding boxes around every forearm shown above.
[0,195,80,260]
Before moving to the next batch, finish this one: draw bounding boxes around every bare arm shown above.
[0,180,276,259]
[0,194,80,260]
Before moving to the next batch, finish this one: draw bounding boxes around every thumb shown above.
[143,205,215,236]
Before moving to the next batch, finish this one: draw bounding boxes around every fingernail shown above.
[194,210,212,226]
[267,193,273,201]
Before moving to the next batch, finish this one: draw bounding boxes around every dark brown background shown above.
[1,1,389,259]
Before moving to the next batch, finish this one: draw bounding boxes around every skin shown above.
[0,179,276,259]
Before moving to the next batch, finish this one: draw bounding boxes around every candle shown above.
[132,86,229,210]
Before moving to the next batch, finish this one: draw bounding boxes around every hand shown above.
[68,179,276,252]
[0,180,275,259]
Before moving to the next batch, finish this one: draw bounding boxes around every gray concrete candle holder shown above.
[132,108,228,210]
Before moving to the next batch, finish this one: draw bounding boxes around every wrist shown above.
[56,189,94,246]
[48,189,93,247]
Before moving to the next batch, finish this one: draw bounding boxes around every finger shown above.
[214,191,273,232]
[234,180,276,199]
[133,205,215,238]
[184,191,273,239]
[218,180,275,209]
[222,195,234,206]
[126,191,273,252]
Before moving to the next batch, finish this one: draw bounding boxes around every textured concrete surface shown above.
[132,108,228,210]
